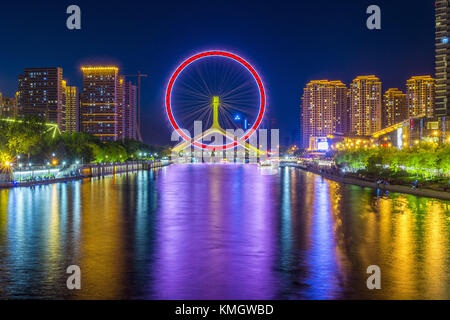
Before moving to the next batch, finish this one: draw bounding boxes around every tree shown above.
[2,116,47,157]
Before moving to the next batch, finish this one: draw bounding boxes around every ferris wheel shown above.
[165,50,266,151]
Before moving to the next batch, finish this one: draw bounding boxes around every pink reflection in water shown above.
[152,164,278,299]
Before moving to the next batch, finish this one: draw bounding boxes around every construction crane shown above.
[123,71,148,142]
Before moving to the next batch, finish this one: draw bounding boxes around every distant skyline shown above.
[0,0,434,145]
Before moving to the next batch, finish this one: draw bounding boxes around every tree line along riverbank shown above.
[0,160,171,188]
[333,143,449,192]
[295,163,450,201]
[291,143,450,200]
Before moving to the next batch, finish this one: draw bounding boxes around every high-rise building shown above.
[111,75,137,140]
[435,0,450,117]
[123,80,137,140]
[17,67,64,127]
[406,76,435,118]
[383,88,407,128]
[64,82,79,133]
[0,92,18,118]
[301,80,347,148]
[80,66,119,141]
[349,75,382,136]
[117,76,125,140]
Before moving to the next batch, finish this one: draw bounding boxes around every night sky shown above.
[0,0,434,145]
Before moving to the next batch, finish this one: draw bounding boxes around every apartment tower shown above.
[348,75,382,136]
[435,0,450,117]
[406,76,435,118]
[17,67,64,128]
[301,80,348,148]
[383,88,407,128]
[80,66,119,141]
[64,83,79,133]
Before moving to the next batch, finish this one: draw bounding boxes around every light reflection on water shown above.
[0,164,448,299]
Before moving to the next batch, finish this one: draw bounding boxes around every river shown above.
[0,164,449,299]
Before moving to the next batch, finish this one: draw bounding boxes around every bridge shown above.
[172,96,265,156]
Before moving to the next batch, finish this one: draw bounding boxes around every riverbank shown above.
[0,160,171,189]
[283,163,450,201]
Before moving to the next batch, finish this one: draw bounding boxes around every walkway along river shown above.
[0,160,171,188]
[279,162,450,201]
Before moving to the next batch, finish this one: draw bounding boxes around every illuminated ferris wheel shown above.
[165,50,266,151]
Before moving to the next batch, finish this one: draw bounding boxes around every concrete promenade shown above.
[280,162,450,201]
[0,160,170,189]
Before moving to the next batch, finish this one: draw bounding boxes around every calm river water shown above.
[0,164,449,299]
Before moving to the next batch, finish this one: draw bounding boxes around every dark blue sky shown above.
[0,0,434,145]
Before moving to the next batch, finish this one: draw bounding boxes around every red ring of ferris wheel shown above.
[165,50,266,150]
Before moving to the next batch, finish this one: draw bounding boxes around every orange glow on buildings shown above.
[406,75,435,118]
[349,75,382,136]
[301,80,347,148]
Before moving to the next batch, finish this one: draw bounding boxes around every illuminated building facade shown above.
[383,88,407,128]
[406,76,435,117]
[17,67,64,128]
[349,75,382,136]
[435,0,450,117]
[117,76,125,140]
[301,80,347,148]
[80,66,119,141]
[372,116,450,149]
[115,76,137,140]
[123,80,137,140]
[64,83,79,133]
[0,92,18,118]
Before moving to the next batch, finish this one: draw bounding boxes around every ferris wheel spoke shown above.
[179,108,212,130]
[176,88,210,100]
[217,62,237,95]
[176,80,211,99]
[192,65,214,97]
[173,100,210,108]
[174,106,212,124]
[221,102,257,116]
[223,96,259,107]
[224,87,258,100]
[176,108,210,122]
[219,109,238,130]
[179,71,212,97]
[221,83,255,100]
